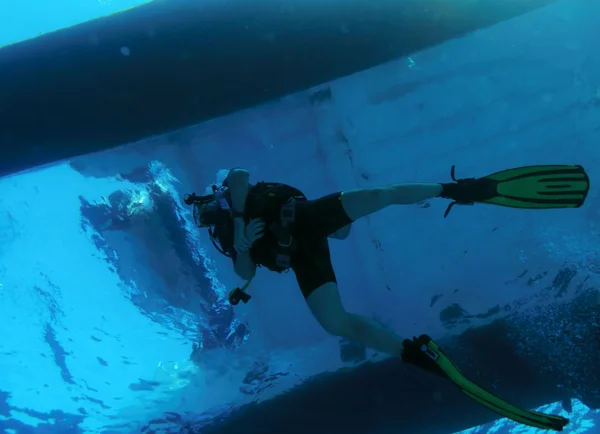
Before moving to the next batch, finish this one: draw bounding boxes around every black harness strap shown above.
[269,198,297,270]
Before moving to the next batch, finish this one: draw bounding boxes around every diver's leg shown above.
[306,282,405,356]
[292,239,405,357]
[340,183,443,221]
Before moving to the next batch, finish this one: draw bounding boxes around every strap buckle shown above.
[420,344,440,362]
[279,235,292,248]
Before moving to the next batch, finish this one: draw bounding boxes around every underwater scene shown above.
[1,0,600,433]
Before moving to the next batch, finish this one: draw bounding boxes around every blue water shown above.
[1,0,600,433]
[0,0,150,48]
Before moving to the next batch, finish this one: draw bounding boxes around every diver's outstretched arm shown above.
[226,168,250,212]
[227,168,253,252]
[233,250,256,280]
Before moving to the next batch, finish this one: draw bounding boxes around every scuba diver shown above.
[185,164,589,431]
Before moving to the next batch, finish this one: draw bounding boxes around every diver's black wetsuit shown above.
[213,186,352,298]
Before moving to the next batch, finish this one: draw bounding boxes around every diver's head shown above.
[197,199,227,227]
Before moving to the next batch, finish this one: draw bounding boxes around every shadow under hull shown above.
[191,291,598,434]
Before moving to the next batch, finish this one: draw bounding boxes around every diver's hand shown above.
[234,218,264,252]
[233,218,251,252]
[245,218,265,245]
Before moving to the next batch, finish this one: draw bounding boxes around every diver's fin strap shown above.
[420,338,569,432]
[443,200,473,218]
[442,165,488,218]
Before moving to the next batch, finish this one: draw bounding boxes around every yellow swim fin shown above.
[402,335,569,431]
[441,164,590,217]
